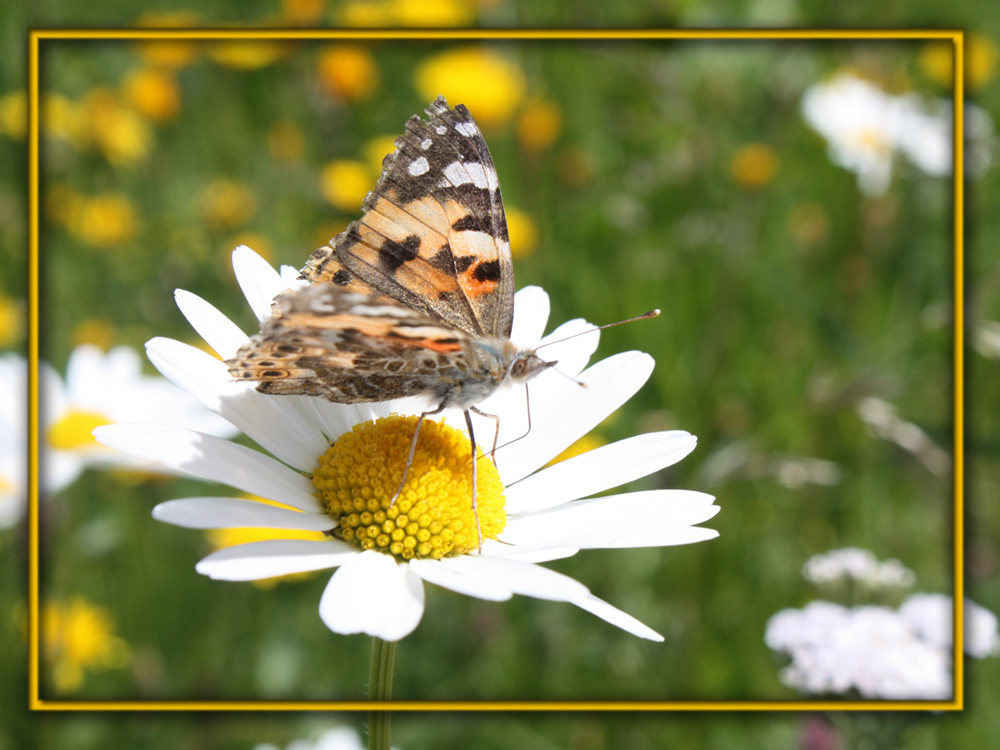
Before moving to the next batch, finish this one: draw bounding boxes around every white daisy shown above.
[94,246,719,642]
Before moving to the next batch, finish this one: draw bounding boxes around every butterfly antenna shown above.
[533,309,661,354]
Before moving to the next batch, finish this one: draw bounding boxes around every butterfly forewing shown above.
[300,96,514,338]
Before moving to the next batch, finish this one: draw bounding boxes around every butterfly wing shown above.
[301,96,515,338]
[228,284,482,403]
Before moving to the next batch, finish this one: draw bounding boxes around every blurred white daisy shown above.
[254,726,366,750]
[802,547,915,591]
[43,344,239,489]
[1,346,237,531]
[765,601,951,699]
[0,353,28,529]
[766,593,999,699]
[900,593,1000,659]
[94,247,720,642]
[801,72,900,196]
[801,71,995,195]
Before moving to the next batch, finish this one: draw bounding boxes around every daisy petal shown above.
[572,594,664,641]
[479,540,581,563]
[440,555,591,602]
[196,539,356,579]
[502,490,719,549]
[145,337,331,470]
[319,551,425,641]
[408,558,515,601]
[152,497,335,531]
[509,286,550,348]
[232,245,291,322]
[174,289,250,360]
[92,423,321,512]
[497,351,655,484]
[505,430,698,514]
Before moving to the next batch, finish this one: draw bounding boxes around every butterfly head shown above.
[508,350,557,384]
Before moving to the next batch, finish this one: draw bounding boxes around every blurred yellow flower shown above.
[45,182,84,226]
[281,0,327,24]
[0,294,22,348]
[72,319,117,350]
[337,0,475,26]
[43,598,131,693]
[67,193,139,248]
[505,207,538,259]
[518,98,562,152]
[198,178,257,230]
[81,88,154,167]
[920,34,999,91]
[729,143,779,189]
[40,93,86,145]
[0,90,26,139]
[389,0,476,26]
[122,69,181,123]
[317,45,378,101]
[207,496,328,587]
[336,0,393,26]
[363,134,398,175]
[415,46,526,127]
[268,119,306,163]
[208,40,290,70]
[320,159,374,212]
[133,12,202,70]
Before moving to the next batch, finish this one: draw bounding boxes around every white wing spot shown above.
[407,156,430,176]
[442,160,498,190]
[435,126,447,135]
[455,121,478,137]
[420,138,433,150]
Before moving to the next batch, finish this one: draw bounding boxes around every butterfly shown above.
[227,97,556,546]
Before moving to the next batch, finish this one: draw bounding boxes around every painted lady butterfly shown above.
[227,97,556,544]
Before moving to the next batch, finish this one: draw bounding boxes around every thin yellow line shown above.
[28,29,41,711]
[31,700,961,711]
[952,31,965,710]
[27,26,968,713]
[29,28,962,41]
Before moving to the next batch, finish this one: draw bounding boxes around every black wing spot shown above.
[428,244,456,273]
[454,256,476,272]
[377,234,422,274]
[262,370,284,378]
[332,269,353,286]
[472,260,501,283]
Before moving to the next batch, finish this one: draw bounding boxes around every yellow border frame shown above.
[27,27,965,712]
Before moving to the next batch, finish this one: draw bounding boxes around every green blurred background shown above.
[2,0,999,748]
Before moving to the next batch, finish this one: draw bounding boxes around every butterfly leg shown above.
[390,404,445,507]
[464,408,484,552]
[469,406,501,467]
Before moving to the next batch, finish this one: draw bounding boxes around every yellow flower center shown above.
[47,410,112,451]
[312,414,506,561]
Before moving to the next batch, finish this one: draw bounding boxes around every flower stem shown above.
[367,636,396,750]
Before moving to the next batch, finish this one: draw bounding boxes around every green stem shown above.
[367,636,396,750]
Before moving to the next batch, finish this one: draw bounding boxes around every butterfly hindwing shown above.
[230,284,480,403]
[301,96,515,338]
